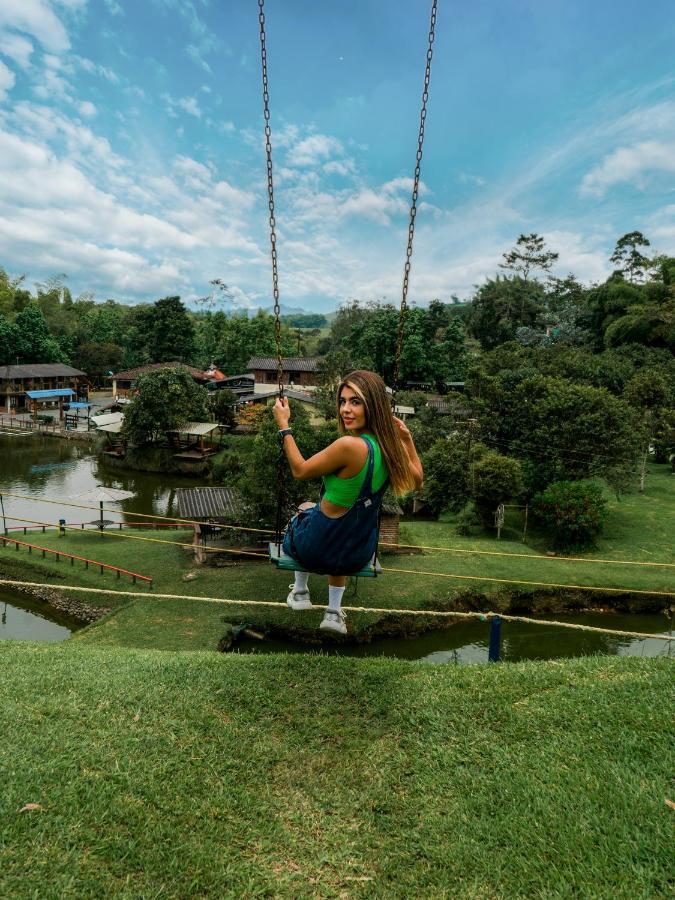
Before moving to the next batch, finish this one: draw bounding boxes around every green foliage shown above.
[610,231,652,283]
[320,300,468,387]
[208,310,296,375]
[499,233,559,280]
[281,313,327,328]
[72,342,123,383]
[470,451,524,524]
[466,276,546,350]
[421,436,486,516]
[122,366,210,446]
[147,296,195,362]
[532,480,608,550]
[13,303,67,363]
[239,402,339,524]
[473,372,640,493]
[408,406,454,454]
[0,313,18,365]
[209,388,237,428]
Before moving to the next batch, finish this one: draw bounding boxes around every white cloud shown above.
[0,32,34,68]
[459,172,486,187]
[186,44,211,74]
[0,0,73,53]
[176,96,202,118]
[0,60,16,101]
[77,100,97,118]
[287,134,344,167]
[580,141,675,198]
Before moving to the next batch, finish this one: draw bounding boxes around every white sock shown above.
[293,572,310,594]
[327,585,345,613]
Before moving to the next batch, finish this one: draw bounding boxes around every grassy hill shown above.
[0,646,672,898]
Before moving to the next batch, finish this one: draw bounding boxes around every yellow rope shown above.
[0,491,275,535]
[3,490,674,570]
[2,515,673,597]
[1,578,672,642]
[2,515,268,559]
[380,540,675,569]
[381,565,675,597]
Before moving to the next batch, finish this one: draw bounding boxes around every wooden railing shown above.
[0,535,153,587]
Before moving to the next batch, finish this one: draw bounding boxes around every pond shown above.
[0,586,80,642]
[235,611,674,664]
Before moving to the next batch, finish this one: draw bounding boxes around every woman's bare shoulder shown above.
[330,435,369,461]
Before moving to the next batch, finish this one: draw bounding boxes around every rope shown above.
[3,491,673,570]
[2,513,673,597]
[381,565,675,597]
[392,0,438,393]
[3,514,268,559]
[1,578,672,642]
[379,540,675,569]
[0,491,276,535]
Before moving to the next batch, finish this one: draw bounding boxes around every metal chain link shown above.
[258,0,288,546]
[258,0,284,398]
[392,0,438,395]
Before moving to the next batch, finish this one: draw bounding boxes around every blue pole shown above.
[488,615,502,662]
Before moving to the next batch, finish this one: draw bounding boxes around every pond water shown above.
[0,586,78,642]
[1,433,673,661]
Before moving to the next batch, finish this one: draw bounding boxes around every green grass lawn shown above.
[1,465,673,652]
[0,646,671,898]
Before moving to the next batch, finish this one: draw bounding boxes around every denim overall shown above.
[282,437,388,576]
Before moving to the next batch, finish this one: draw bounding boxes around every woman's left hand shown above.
[393,416,413,444]
[273,397,291,428]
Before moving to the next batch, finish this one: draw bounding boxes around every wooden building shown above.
[175,486,253,564]
[111,363,210,399]
[0,364,87,415]
[247,356,323,393]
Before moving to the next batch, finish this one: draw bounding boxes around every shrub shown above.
[470,451,523,525]
[532,480,608,550]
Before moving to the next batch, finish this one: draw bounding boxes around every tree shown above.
[13,303,67,363]
[148,296,196,362]
[499,233,559,280]
[623,368,673,490]
[72,342,123,385]
[466,277,545,350]
[210,389,237,429]
[121,367,209,445]
[470,451,523,525]
[610,231,652,283]
[472,373,641,493]
[532,481,607,550]
[0,313,18,365]
[420,435,485,516]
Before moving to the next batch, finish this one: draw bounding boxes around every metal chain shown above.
[392,0,438,395]
[258,0,284,398]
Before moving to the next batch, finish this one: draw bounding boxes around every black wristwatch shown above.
[278,428,293,441]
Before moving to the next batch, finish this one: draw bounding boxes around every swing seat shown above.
[268,542,381,578]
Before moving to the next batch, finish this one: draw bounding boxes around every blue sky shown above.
[0,0,674,313]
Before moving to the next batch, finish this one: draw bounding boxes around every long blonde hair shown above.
[336,370,416,496]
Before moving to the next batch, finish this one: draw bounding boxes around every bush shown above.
[470,451,524,525]
[421,436,486,516]
[532,480,608,550]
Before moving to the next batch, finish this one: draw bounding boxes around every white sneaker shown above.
[286,584,313,610]
[319,609,347,635]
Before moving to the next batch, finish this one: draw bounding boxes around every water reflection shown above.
[0,590,73,642]
[236,613,673,666]
[0,434,203,530]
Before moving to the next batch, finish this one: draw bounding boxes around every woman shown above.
[273,370,423,634]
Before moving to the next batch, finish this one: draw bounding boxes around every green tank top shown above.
[322,434,388,508]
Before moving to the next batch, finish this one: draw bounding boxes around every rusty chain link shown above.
[258,0,284,398]
[258,0,288,546]
[392,0,438,396]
